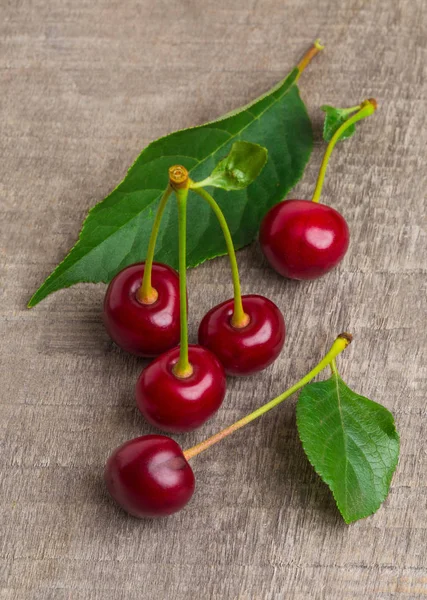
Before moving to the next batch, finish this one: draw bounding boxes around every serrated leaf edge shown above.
[296,374,400,524]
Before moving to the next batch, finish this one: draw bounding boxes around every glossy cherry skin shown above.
[103,262,180,357]
[198,295,285,376]
[104,435,195,518]
[259,200,350,280]
[136,345,226,433]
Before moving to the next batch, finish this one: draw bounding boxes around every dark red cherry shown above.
[136,345,226,433]
[103,262,180,357]
[104,435,195,518]
[259,200,350,280]
[198,295,285,376]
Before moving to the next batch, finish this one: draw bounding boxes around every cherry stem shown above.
[296,39,324,80]
[190,186,249,329]
[183,332,352,460]
[170,167,193,379]
[137,185,173,304]
[311,98,378,204]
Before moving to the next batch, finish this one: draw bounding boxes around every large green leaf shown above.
[296,372,399,523]
[29,66,313,307]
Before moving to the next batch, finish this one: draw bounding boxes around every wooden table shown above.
[1,0,426,598]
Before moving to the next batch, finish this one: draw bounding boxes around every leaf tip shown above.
[341,512,357,525]
[27,285,45,308]
[27,295,37,309]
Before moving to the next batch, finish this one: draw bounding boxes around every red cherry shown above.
[136,345,226,433]
[259,200,350,280]
[105,435,195,518]
[103,262,180,357]
[198,295,285,376]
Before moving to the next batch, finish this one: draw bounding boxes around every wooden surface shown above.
[1,0,426,598]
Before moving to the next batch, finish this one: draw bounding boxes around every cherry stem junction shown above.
[169,166,193,379]
[190,185,249,329]
[137,185,174,304]
[311,98,378,204]
[183,332,352,460]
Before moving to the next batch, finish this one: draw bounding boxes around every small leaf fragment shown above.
[321,105,359,142]
[194,141,268,191]
[296,372,399,523]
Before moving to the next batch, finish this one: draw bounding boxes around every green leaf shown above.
[29,66,313,307]
[296,371,399,523]
[194,141,268,191]
[321,105,359,142]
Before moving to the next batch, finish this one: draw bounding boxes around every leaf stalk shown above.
[296,39,325,79]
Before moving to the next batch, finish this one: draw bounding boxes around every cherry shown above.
[104,434,195,518]
[136,344,226,433]
[198,294,285,376]
[106,333,353,518]
[259,200,350,280]
[103,262,180,357]
[188,187,285,375]
[259,98,377,281]
[133,169,226,433]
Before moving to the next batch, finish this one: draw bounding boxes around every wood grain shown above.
[1,0,426,598]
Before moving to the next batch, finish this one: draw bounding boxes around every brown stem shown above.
[296,39,325,78]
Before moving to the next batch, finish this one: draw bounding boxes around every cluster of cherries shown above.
[104,173,286,433]
[102,93,377,518]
